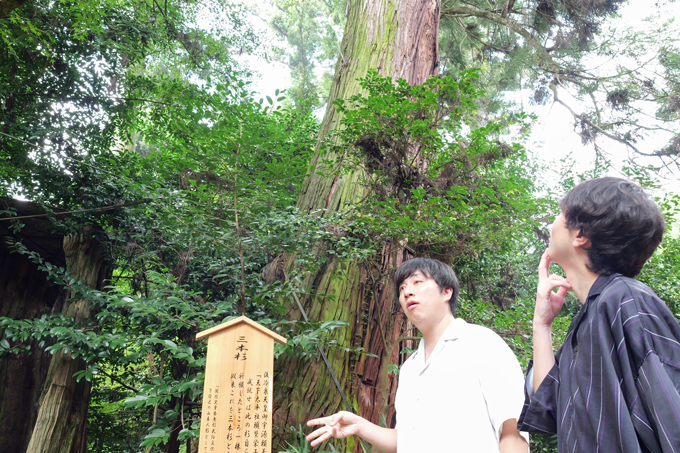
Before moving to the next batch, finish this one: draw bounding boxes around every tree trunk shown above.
[26,234,109,453]
[166,406,183,453]
[273,1,440,451]
[0,0,28,19]
[0,243,67,453]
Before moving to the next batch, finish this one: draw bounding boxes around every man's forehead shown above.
[404,270,428,280]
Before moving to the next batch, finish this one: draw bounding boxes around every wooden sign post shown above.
[196,316,287,453]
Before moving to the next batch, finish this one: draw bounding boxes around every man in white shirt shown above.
[306,258,529,452]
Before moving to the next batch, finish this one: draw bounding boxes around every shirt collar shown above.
[567,273,620,349]
[587,273,620,300]
[412,318,467,373]
[441,317,467,342]
[413,317,467,358]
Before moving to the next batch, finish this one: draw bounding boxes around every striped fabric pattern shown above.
[518,274,680,452]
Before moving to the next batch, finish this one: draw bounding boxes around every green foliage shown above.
[1,1,341,449]
[439,0,628,99]
[439,1,680,163]
[321,68,540,263]
[638,191,680,316]
[87,386,148,453]
[459,296,573,370]
[0,0,255,203]
[268,0,346,112]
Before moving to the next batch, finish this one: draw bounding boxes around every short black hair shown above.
[560,177,665,278]
[394,258,460,315]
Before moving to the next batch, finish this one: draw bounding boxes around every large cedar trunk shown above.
[273,1,440,451]
[26,234,109,453]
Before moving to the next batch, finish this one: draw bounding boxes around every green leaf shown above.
[125,395,149,404]
[145,428,167,439]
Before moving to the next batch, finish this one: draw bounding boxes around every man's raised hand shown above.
[306,411,361,447]
[534,249,572,329]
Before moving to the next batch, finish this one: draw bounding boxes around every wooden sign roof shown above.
[196,316,287,345]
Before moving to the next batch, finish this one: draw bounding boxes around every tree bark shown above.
[273,1,440,451]
[0,246,67,453]
[0,198,67,453]
[0,0,28,19]
[26,234,109,453]
[166,404,183,453]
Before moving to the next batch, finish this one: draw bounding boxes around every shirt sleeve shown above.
[517,359,559,434]
[478,332,530,444]
[525,367,534,396]
[635,352,680,452]
[613,279,680,452]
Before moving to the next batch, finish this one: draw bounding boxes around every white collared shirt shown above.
[395,318,528,452]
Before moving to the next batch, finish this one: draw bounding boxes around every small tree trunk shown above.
[273,1,440,451]
[165,406,183,453]
[27,234,108,453]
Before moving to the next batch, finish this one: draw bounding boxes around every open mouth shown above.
[406,301,418,310]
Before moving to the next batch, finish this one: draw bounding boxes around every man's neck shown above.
[421,315,454,362]
[563,264,600,303]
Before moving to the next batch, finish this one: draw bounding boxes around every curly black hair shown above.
[561,177,665,278]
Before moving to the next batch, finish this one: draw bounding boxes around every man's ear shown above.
[442,287,453,303]
[573,231,591,249]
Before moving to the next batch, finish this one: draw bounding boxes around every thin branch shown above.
[1,131,128,178]
[7,92,174,106]
[0,131,40,148]
[271,57,298,71]
[99,369,140,393]
[0,199,153,221]
[547,82,670,159]
[396,336,421,343]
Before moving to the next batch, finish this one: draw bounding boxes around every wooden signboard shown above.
[196,316,287,453]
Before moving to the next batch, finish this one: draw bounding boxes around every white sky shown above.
[244,0,680,194]
[525,1,680,191]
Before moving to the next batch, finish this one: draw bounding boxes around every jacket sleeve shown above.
[517,359,560,434]
[634,352,680,452]
[613,281,680,452]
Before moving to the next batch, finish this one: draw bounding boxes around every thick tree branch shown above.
[441,4,561,75]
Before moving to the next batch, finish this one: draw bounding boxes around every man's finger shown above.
[307,416,330,427]
[548,275,571,288]
[538,249,550,279]
[328,413,342,426]
[309,429,333,446]
[334,412,353,424]
[306,426,329,442]
[555,285,569,299]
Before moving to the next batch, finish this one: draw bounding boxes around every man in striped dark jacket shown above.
[518,177,680,452]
